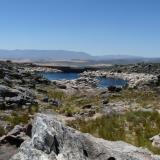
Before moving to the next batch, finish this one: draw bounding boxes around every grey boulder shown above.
[10,114,160,160]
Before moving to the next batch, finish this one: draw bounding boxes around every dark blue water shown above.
[42,72,127,88]
[42,72,79,81]
[97,77,127,88]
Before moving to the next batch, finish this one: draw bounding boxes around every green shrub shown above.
[5,112,30,125]
[0,125,5,136]
[47,89,65,100]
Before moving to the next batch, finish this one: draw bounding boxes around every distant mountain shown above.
[0,50,91,61]
[0,49,159,64]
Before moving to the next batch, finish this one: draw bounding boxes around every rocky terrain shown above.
[0,61,160,159]
[9,114,160,160]
[105,63,160,75]
[80,71,158,88]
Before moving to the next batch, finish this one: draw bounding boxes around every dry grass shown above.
[68,111,160,154]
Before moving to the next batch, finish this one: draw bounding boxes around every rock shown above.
[103,99,109,104]
[52,81,68,89]
[0,143,18,160]
[102,102,129,115]
[150,134,160,148]
[7,125,24,136]
[88,110,96,117]
[107,86,122,92]
[50,100,61,107]
[56,83,67,89]
[157,75,160,86]
[10,114,160,160]
[0,125,28,147]
[0,85,19,97]
[34,76,50,85]
[25,124,32,137]
[5,96,25,106]
[43,96,49,103]
[82,104,92,109]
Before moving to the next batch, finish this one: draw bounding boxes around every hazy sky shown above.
[0,0,160,57]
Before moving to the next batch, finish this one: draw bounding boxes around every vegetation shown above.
[47,88,65,101]
[4,112,30,125]
[68,111,160,154]
[0,125,5,136]
[109,89,160,109]
[45,87,101,116]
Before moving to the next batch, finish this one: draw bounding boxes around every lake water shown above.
[42,72,79,81]
[42,72,127,88]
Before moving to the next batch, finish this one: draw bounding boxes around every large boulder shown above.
[0,85,20,98]
[0,85,36,109]
[10,114,160,160]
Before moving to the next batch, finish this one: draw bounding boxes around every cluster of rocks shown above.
[52,76,99,92]
[81,70,158,88]
[0,85,37,109]
[42,97,61,107]
[28,66,62,73]
[0,61,50,88]
[0,61,51,110]
[76,104,97,118]
[10,113,160,160]
[106,63,160,75]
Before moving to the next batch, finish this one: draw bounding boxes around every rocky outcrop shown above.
[0,61,51,109]
[106,63,160,75]
[81,71,158,88]
[52,77,99,93]
[0,125,29,147]
[0,85,37,109]
[11,114,160,160]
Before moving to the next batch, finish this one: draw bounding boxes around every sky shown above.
[0,0,160,57]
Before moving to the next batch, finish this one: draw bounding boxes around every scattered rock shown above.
[82,104,92,109]
[150,134,160,148]
[108,86,122,92]
[43,96,49,103]
[103,99,109,104]
[50,100,61,107]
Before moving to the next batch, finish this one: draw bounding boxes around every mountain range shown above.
[0,49,159,64]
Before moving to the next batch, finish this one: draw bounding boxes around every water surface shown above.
[42,72,127,88]
[42,72,79,81]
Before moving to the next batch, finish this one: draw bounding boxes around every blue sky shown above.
[0,0,160,57]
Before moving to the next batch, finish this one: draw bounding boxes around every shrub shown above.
[5,112,30,125]
[0,125,5,136]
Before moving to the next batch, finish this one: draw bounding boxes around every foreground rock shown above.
[0,124,31,160]
[150,134,160,148]
[11,114,160,160]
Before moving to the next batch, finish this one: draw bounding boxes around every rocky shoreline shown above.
[81,71,158,88]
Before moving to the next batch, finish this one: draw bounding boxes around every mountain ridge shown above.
[0,49,159,64]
